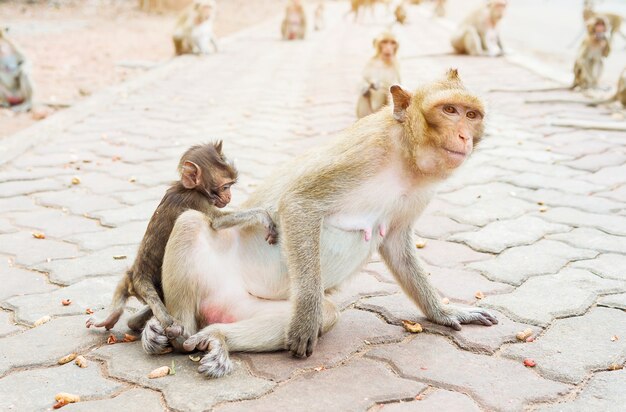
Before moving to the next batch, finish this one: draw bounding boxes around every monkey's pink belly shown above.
[200,304,237,325]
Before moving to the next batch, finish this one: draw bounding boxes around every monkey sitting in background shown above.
[172,0,219,55]
[146,69,497,378]
[573,16,611,90]
[314,2,325,31]
[87,142,278,347]
[281,0,307,40]
[583,1,625,42]
[356,31,401,119]
[0,29,33,112]
[589,67,626,107]
[395,2,407,24]
[450,0,507,57]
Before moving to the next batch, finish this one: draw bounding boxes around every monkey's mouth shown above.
[443,148,467,159]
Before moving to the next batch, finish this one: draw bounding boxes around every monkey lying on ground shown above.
[356,31,401,119]
[86,142,277,344]
[281,0,307,40]
[173,0,219,55]
[0,29,33,112]
[450,0,507,57]
[143,69,497,378]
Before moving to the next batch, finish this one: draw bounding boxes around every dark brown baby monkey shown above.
[86,141,277,340]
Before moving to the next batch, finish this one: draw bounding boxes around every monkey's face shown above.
[489,3,506,21]
[378,39,398,59]
[418,103,483,173]
[593,22,607,41]
[198,5,212,22]
[211,177,235,208]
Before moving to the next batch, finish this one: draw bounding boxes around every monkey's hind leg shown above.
[133,278,184,339]
[463,27,484,56]
[127,305,153,332]
[85,276,130,330]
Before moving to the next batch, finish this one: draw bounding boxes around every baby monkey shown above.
[86,142,277,339]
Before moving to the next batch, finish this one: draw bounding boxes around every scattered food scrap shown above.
[74,356,88,368]
[57,353,77,365]
[148,366,171,379]
[32,232,46,239]
[34,315,51,327]
[402,320,423,333]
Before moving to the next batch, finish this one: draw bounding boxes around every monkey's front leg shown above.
[211,208,278,244]
[281,208,324,358]
[380,227,498,330]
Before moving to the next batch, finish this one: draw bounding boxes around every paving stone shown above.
[91,200,157,228]
[443,197,537,226]
[35,189,125,215]
[0,231,82,267]
[516,188,623,214]
[502,307,626,384]
[0,311,22,337]
[437,182,531,206]
[11,209,105,238]
[501,173,601,194]
[480,268,625,327]
[450,216,569,253]
[68,221,147,251]
[570,253,626,281]
[582,163,626,186]
[0,362,124,411]
[548,228,626,254]
[0,315,128,375]
[0,166,74,183]
[216,358,426,412]
[537,369,625,412]
[1,196,39,212]
[539,207,626,236]
[93,342,274,412]
[0,255,58,301]
[358,294,540,354]
[0,178,66,198]
[3,277,125,325]
[439,165,513,192]
[380,390,480,412]
[488,157,584,178]
[414,215,476,239]
[242,309,405,382]
[467,239,597,285]
[33,245,136,286]
[417,239,491,268]
[367,334,570,411]
[598,293,626,310]
[63,388,166,412]
[560,151,626,172]
[329,272,399,309]
[71,172,144,195]
[596,184,626,202]
[0,218,16,234]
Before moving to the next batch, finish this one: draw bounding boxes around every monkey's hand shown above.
[429,306,498,331]
[286,298,323,358]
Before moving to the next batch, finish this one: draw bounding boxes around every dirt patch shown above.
[0,0,284,139]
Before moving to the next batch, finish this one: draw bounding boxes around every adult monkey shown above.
[0,28,33,112]
[356,31,401,119]
[450,0,507,57]
[153,69,497,377]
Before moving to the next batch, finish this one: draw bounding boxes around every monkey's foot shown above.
[286,313,323,358]
[141,318,173,355]
[197,337,233,378]
[85,311,120,330]
[165,323,185,340]
[431,307,498,331]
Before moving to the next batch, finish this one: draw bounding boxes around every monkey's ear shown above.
[214,140,223,154]
[390,85,411,122]
[181,161,202,189]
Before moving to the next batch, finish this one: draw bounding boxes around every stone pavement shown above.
[1,3,625,411]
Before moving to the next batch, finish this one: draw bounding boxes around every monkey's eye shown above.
[466,111,477,119]
[443,105,457,114]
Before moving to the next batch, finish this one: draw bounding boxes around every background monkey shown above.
[172,0,219,55]
[356,31,401,119]
[86,142,278,342]
[450,0,507,57]
[0,28,33,112]
[314,2,325,31]
[395,2,407,25]
[147,69,497,378]
[583,0,625,42]
[281,0,307,40]
[434,0,446,17]
[589,67,626,106]
[573,16,611,90]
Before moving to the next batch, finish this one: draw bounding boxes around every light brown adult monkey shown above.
[314,2,325,31]
[172,0,219,55]
[138,0,164,13]
[395,2,407,24]
[450,0,507,57]
[281,0,307,40]
[0,29,33,112]
[148,69,497,378]
[356,31,401,119]
[573,16,611,90]
[86,142,278,346]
